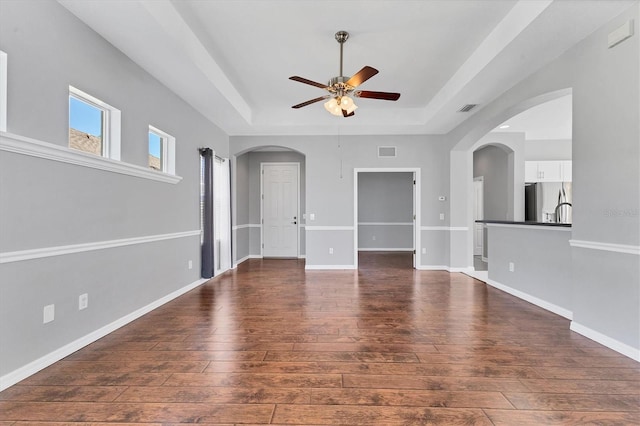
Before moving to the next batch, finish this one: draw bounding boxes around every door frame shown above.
[353,168,421,269]
[473,176,484,258]
[260,162,300,258]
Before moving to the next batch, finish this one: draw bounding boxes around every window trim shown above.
[148,125,176,175]
[0,131,182,184]
[69,86,121,160]
[0,50,7,132]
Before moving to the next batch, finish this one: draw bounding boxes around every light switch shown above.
[43,304,55,324]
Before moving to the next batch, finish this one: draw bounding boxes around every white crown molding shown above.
[0,230,200,264]
[0,277,208,392]
[0,131,182,184]
[305,226,354,231]
[358,222,413,226]
[232,224,262,231]
[569,239,640,255]
[421,226,469,231]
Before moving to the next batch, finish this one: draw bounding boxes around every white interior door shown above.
[262,163,299,258]
[473,178,484,256]
[412,172,417,268]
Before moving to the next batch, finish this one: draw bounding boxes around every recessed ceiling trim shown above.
[139,0,253,124]
[421,0,553,124]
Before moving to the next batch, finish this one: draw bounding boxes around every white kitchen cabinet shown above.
[537,161,562,182]
[525,160,571,182]
[561,161,572,182]
[525,162,538,182]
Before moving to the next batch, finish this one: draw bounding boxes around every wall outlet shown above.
[309,213,315,221]
[372,235,376,241]
[509,262,515,272]
[43,304,55,324]
[188,260,193,270]
[329,247,334,254]
[439,213,445,220]
[422,248,426,254]
[78,293,88,310]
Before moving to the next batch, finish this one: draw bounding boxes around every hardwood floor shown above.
[1,252,638,424]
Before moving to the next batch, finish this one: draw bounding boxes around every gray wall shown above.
[230,134,453,268]
[0,0,228,379]
[448,4,639,356]
[487,225,573,317]
[358,172,413,250]
[568,5,639,352]
[232,153,250,263]
[473,145,509,221]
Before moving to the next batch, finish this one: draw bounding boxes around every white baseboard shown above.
[305,264,356,270]
[464,270,488,282]
[448,266,475,273]
[486,278,573,320]
[233,254,263,268]
[0,278,208,392]
[358,248,414,252]
[417,265,450,271]
[570,321,640,362]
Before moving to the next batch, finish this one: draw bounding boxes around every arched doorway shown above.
[232,146,306,266]
[449,88,572,271]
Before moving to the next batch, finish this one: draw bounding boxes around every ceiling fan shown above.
[289,31,401,118]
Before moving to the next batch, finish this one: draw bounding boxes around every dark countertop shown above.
[476,220,571,228]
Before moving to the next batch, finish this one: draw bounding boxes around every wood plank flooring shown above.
[1,252,638,424]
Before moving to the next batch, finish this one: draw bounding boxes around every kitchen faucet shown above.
[555,202,572,223]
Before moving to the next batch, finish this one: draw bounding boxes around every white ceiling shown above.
[58,0,636,136]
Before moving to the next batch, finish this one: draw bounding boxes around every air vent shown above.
[458,104,478,112]
[378,146,397,158]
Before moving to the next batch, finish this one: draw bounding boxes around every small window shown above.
[0,50,7,132]
[68,86,120,160]
[69,95,104,156]
[148,130,163,171]
[148,125,176,174]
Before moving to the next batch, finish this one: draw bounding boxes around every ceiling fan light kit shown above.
[290,31,400,118]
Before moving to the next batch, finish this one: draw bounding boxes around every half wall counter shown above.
[478,220,573,320]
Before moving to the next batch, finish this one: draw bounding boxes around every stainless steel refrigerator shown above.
[525,182,572,223]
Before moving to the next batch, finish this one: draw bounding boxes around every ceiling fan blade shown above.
[342,109,355,118]
[354,90,401,101]
[345,66,378,88]
[292,95,331,109]
[289,76,329,89]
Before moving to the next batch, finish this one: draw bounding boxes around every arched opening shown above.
[449,88,572,272]
[232,145,306,266]
[472,142,516,274]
